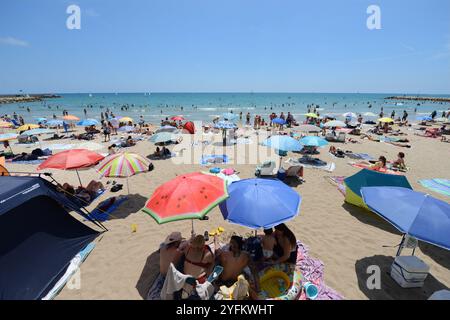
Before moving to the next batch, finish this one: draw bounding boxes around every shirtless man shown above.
[215,235,249,286]
[159,232,185,276]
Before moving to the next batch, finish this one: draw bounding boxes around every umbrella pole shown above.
[191,220,195,237]
[76,170,83,187]
[396,234,406,256]
[127,177,130,194]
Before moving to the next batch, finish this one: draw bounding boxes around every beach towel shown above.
[296,241,344,300]
[286,158,335,172]
[43,143,74,151]
[200,154,229,166]
[345,153,374,161]
[147,274,165,300]
[6,159,44,165]
[160,263,192,300]
[326,176,346,196]
[419,179,450,197]
[89,196,128,221]
[42,242,96,300]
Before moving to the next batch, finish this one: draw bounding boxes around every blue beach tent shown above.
[0,176,103,300]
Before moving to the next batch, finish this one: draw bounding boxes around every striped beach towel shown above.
[419,179,450,197]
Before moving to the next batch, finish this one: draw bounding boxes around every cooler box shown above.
[390,255,430,288]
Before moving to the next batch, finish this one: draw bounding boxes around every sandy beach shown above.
[3,120,449,300]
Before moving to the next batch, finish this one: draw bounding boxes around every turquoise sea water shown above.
[2,93,450,124]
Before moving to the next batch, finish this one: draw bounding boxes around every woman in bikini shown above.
[273,223,298,264]
[182,235,214,283]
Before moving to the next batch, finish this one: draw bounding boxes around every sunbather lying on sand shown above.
[357,156,387,171]
[61,180,104,203]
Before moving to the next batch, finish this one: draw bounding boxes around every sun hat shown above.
[163,232,184,245]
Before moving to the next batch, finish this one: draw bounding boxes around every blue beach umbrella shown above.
[416,115,433,121]
[214,121,237,129]
[21,128,56,136]
[219,178,302,229]
[222,113,237,121]
[272,117,286,125]
[361,187,450,252]
[77,119,99,126]
[46,119,64,126]
[149,132,177,144]
[299,136,328,147]
[35,117,47,123]
[262,135,303,152]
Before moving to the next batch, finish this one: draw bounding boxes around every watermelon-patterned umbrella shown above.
[142,172,228,233]
[96,152,150,193]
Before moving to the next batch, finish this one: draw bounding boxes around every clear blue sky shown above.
[0,0,449,94]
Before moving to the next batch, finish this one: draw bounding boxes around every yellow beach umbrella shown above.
[16,124,39,132]
[305,113,319,118]
[119,117,133,123]
[378,117,394,123]
[63,115,80,121]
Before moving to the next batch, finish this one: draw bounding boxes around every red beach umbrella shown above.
[142,172,228,231]
[170,116,185,121]
[38,149,105,186]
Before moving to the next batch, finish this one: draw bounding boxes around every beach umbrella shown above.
[119,116,133,123]
[63,115,80,121]
[304,113,319,118]
[262,135,303,152]
[0,133,18,142]
[142,172,228,233]
[170,116,185,121]
[361,187,450,253]
[77,119,99,126]
[37,149,104,186]
[416,115,432,121]
[263,135,303,167]
[272,118,286,125]
[0,121,13,129]
[342,112,357,118]
[118,125,135,133]
[16,124,39,132]
[97,152,150,193]
[35,117,47,123]
[222,113,238,121]
[299,136,328,147]
[378,117,394,123]
[219,178,301,229]
[0,133,18,153]
[214,121,237,129]
[296,124,321,132]
[149,132,178,144]
[155,125,178,133]
[363,112,377,117]
[323,120,347,128]
[46,119,65,126]
[21,128,56,136]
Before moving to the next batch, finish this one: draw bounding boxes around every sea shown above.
[2,92,450,124]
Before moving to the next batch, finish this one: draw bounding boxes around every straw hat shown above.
[163,232,184,245]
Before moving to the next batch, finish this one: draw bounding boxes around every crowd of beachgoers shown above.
[1,102,450,300]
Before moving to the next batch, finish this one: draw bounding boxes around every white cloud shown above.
[0,36,29,47]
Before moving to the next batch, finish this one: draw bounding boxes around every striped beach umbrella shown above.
[96,152,150,193]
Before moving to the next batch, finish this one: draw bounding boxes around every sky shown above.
[0,0,449,94]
